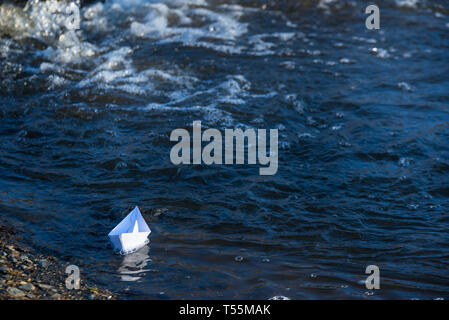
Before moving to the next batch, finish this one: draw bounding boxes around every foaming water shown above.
[1,0,449,299]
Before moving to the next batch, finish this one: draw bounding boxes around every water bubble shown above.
[115,161,127,169]
[284,93,297,104]
[332,124,343,131]
[339,58,353,64]
[280,61,295,70]
[398,82,412,92]
[371,47,390,59]
[276,124,286,131]
[398,157,413,167]
[298,133,315,139]
[403,52,412,58]
[293,101,305,114]
[423,193,433,199]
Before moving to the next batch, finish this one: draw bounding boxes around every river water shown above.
[1,0,449,299]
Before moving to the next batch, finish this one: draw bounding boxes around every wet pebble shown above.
[37,283,53,291]
[7,287,25,298]
[38,259,49,268]
[51,293,61,299]
[0,266,9,274]
[19,282,35,292]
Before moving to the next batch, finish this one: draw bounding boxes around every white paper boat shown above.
[108,206,151,255]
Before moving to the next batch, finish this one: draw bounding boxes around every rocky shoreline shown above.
[0,224,115,300]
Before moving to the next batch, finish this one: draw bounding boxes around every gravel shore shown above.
[0,224,115,300]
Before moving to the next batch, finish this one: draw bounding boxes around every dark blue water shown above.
[1,0,449,299]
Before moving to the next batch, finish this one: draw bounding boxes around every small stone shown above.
[26,293,36,299]
[38,259,50,268]
[88,294,96,300]
[37,283,53,290]
[19,255,29,261]
[0,267,9,274]
[7,287,26,298]
[0,274,10,281]
[234,256,244,262]
[19,283,35,292]
[51,293,61,299]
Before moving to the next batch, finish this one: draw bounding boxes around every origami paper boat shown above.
[108,206,151,255]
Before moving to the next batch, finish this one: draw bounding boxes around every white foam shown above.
[248,32,296,56]
[0,0,276,117]
[398,82,412,91]
[127,1,248,54]
[395,0,420,8]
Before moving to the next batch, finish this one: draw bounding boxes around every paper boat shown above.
[108,206,151,255]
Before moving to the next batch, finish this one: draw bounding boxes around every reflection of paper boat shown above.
[108,206,151,255]
[118,245,151,281]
